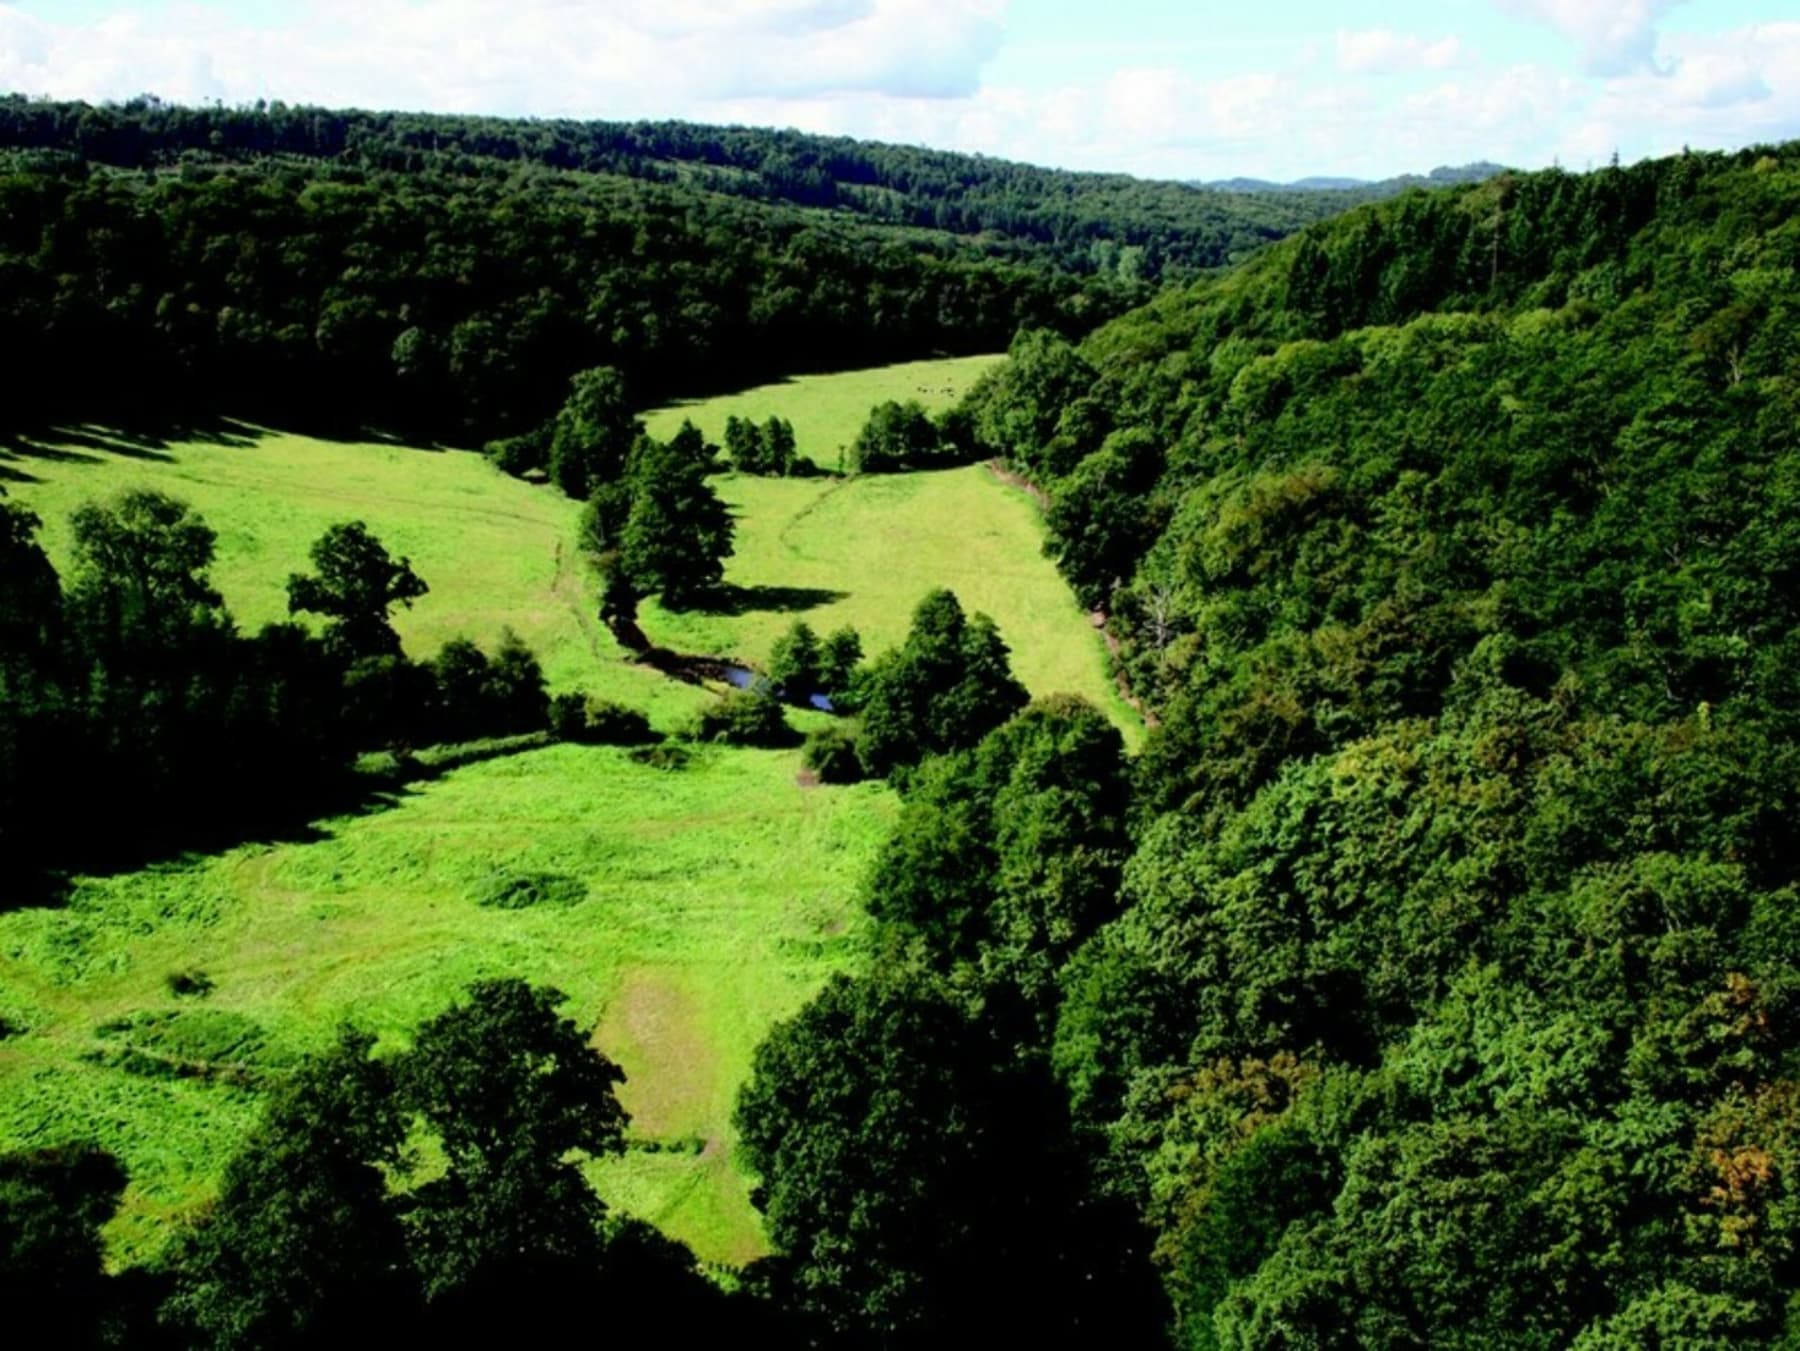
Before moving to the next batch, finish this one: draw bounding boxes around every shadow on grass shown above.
[8,734,556,911]
[682,582,847,616]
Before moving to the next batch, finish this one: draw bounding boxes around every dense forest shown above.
[5,95,1800,1346]
[0,95,1419,445]
[945,141,1800,1345]
[0,95,1366,284]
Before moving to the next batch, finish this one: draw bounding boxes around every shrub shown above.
[803,726,865,784]
[684,690,795,747]
[551,692,655,745]
[166,970,215,998]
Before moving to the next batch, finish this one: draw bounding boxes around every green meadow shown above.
[0,353,1134,1268]
[0,743,891,1266]
[644,353,1003,471]
[640,467,1142,740]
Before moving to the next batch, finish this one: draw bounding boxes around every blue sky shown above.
[3,1,1797,180]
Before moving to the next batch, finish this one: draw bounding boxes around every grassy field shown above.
[640,467,1142,740]
[0,743,893,1267]
[1,424,715,729]
[0,352,1136,1268]
[644,354,1002,471]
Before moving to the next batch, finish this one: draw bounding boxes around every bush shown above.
[803,726,865,784]
[684,690,795,747]
[473,870,588,910]
[630,741,692,771]
[551,692,655,745]
[165,970,215,998]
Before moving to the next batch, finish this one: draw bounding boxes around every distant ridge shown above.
[1198,161,1507,196]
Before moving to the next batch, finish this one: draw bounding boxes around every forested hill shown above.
[941,143,1800,1344]
[0,95,1359,290]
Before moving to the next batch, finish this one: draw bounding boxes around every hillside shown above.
[944,142,1800,1345]
[0,95,1368,285]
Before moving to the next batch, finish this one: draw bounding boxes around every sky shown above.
[1,1,1796,181]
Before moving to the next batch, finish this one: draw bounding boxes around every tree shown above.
[762,416,797,475]
[818,626,864,701]
[857,589,1028,777]
[862,694,1128,1036]
[547,365,639,500]
[0,1145,128,1347]
[66,489,225,654]
[848,399,940,473]
[767,620,821,695]
[162,1029,414,1347]
[616,435,734,606]
[724,414,764,473]
[398,979,628,1308]
[286,521,427,663]
[735,972,1160,1344]
[0,503,60,657]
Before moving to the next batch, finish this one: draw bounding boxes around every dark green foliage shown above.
[847,399,946,472]
[911,145,1800,1345]
[0,98,1178,444]
[766,620,821,694]
[286,520,427,663]
[427,630,548,741]
[162,1028,412,1347]
[615,434,735,604]
[684,690,795,748]
[761,417,798,475]
[867,695,1129,1023]
[472,870,588,911]
[66,489,226,656]
[856,589,1029,777]
[544,366,640,498]
[0,1145,128,1347]
[0,502,60,656]
[801,726,864,784]
[398,979,627,1306]
[817,625,864,701]
[154,983,698,1342]
[548,692,653,745]
[734,971,1165,1345]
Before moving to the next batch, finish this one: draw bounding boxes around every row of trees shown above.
[0,95,1360,285]
[0,494,570,895]
[3,979,767,1345]
[0,102,1136,447]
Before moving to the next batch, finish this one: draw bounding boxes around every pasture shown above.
[0,743,892,1266]
[0,351,1136,1268]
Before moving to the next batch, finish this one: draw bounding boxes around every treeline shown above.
[0,108,1131,447]
[897,142,1800,1343]
[0,495,615,898]
[0,95,1363,285]
[3,978,793,1346]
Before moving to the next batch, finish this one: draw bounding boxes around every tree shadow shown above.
[7,735,554,911]
[681,583,847,616]
[0,415,268,471]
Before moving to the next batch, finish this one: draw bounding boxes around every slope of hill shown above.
[0,94,1368,286]
[946,142,1800,1345]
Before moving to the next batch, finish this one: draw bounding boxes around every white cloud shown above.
[0,0,1008,112]
[1498,0,1688,76]
[0,1,1794,184]
[1336,29,1465,75]
[1563,20,1800,162]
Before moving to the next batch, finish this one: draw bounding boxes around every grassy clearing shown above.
[643,466,1143,741]
[644,354,1003,472]
[1,425,712,730]
[0,354,1133,1268]
[0,742,893,1267]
